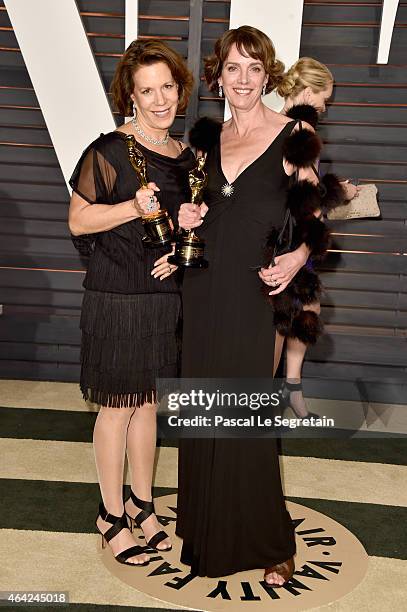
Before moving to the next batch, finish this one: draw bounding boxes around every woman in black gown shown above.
[68,40,195,567]
[176,26,320,584]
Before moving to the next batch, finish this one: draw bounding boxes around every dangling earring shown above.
[218,84,223,98]
[262,85,266,96]
[132,102,137,119]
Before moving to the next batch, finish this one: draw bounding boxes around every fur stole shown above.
[189,117,222,153]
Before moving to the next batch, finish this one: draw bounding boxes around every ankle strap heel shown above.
[279,381,319,420]
[125,490,172,551]
[96,501,150,566]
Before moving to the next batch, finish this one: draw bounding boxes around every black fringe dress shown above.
[70,131,195,408]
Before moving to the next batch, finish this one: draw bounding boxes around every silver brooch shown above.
[221,183,234,197]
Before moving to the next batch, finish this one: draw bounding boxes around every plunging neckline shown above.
[219,120,294,187]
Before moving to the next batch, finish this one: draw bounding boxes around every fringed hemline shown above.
[80,358,179,408]
[82,386,157,408]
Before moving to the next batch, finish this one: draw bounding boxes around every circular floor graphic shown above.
[101,494,368,611]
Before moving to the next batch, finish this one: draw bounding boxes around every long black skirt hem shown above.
[176,438,296,578]
[177,537,297,578]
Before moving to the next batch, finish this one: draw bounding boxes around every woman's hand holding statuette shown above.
[132,181,160,216]
[178,202,208,230]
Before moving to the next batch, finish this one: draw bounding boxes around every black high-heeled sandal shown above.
[96,501,150,566]
[125,490,172,551]
[279,381,319,420]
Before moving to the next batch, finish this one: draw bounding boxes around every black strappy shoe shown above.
[125,490,172,552]
[279,380,319,420]
[96,501,150,566]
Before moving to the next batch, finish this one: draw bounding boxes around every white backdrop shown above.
[4,0,398,187]
[4,0,115,189]
[228,0,304,113]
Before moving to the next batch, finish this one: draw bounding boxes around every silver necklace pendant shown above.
[221,182,234,197]
[131,118,170,146]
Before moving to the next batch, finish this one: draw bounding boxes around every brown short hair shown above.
[111,39,193,115]
[204,25,284,94]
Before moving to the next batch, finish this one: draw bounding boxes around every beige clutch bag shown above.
[327,184,380,220]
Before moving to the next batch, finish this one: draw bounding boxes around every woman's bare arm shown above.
[68,192,139,236]
[68,180,162,236]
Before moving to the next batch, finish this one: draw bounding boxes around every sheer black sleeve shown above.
[69,138,118,257]
[69,141,117,204]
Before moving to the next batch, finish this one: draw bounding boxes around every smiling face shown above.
[130,61,179,131]
[219,43,268,111]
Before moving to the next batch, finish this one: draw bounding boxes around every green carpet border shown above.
[1,406,406,464]
[0,480,405,560]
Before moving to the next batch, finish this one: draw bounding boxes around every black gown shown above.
[69,131,195,407]
[176,121,297,577]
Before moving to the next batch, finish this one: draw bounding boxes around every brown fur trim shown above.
[285,104,319,129]
[297,217,331,259]
[321,173,347,209]
[286,180,322,220]
[290,268,322,304]
[282,129,322,168]
[290,310,324,344]
[189,117,222,153]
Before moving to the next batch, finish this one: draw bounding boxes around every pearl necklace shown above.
[131,118,170,146]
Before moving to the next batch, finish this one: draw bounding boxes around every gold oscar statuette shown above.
[125,134,173,247]
[168,155,208,268]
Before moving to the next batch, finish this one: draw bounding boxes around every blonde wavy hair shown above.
[276,57,333,99]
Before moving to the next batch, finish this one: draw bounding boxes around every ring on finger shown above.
[146,195,155,213]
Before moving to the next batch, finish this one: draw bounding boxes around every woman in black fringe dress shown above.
[68,40,195,567]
